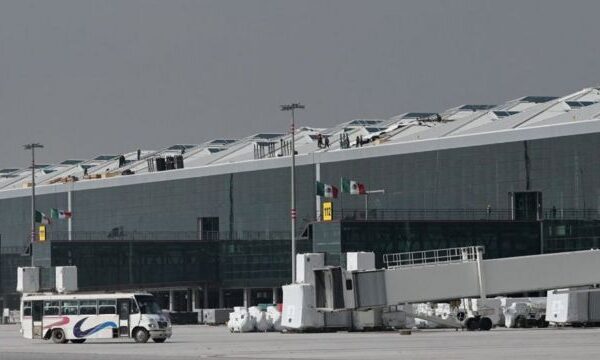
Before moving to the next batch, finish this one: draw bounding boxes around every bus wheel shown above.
[133,328,150,343]
[71,339,86,344]
[152,338,166,343]
[51,329,68,344]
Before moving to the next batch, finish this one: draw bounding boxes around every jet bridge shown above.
[314,246,600,311]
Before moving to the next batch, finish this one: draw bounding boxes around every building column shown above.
[203,283,209,309]
[191,288,198,310]
[243,288,251,308]
[272,287,280,304]
[218,288,224,308]
[186,288,193,312]
[169,290,175,312]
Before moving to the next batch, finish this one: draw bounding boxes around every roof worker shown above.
[324,135,330,148]
[317,133,323,148]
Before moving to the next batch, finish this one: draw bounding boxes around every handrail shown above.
[383,246,484,269]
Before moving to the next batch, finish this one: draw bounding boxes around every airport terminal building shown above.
[2,86,600,309]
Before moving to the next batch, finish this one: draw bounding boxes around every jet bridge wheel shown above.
[479,317,493,331]
[465,317,480,331]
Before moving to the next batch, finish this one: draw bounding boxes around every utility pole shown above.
[281,103,305,283]
[24,143,43,266]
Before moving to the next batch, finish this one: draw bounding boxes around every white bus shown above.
[20,292,172,343]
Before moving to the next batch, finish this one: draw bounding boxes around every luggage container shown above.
[203,308,232,325]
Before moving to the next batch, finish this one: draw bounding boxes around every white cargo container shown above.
[55,266,78,293]
[296,253,324,285]
[346,252,375,271]
[282,283,324,330]
[16,267,39,293]
[547,287,591,324]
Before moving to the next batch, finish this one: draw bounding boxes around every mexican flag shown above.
[51,208,72,220]
[340,178,366,195]
[316,181,338,198]
[34,210,51,224]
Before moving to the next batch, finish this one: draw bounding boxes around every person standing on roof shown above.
[324,135,330,148]
[317,133,323,148]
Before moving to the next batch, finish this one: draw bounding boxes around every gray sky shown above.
[1,0,599,169]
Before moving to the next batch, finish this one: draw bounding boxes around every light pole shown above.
[24,143,43,266]
[281,103,305,283]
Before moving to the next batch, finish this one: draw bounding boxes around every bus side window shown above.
[61,300,78,315]
[44,301,60,316]
[23,301,32,316]
[98,299,116,315]
[79,300,98,315]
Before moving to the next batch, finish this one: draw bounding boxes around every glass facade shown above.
[2,132,600,305]
[47,239,311,292]
[543,220,600,253]
[313,220,541,268]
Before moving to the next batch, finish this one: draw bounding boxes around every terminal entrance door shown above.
[198,217,219,240]
[117,299,130,337]
[510,191,542,220]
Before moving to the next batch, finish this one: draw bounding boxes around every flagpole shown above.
[68,186,73,241]
[339,177,343,220]
[315,163,321,221]
[24,143,43,266]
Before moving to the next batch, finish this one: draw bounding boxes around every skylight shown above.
[349,119,382,126]
[566,101,596,109]
[493,111,519,118]
[459,105,496,111]
[521,96,558,103]
[402,113,436,119]
[60,159,84,165]
[94,155,117,161]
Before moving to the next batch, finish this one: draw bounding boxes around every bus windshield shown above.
[134,295,163,315]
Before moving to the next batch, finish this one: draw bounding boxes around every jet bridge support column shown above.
[476,247,486,299]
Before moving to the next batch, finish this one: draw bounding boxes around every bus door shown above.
[117,299,130,337]
[31,301,43,339]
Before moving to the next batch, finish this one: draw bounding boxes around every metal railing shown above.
[46,230,294,242]
[334,208,600,222]
[383,246,484,269]
[336,209,512,221]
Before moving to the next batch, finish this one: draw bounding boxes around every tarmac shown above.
[1,324,600,360]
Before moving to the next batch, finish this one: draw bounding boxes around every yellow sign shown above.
[39,225,46,242]
[323,201,333,221]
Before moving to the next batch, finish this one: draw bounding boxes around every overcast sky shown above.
[1,0,599,169]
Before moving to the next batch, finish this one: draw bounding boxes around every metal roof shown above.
[1,86,599,193]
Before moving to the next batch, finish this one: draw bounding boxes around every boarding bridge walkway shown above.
[315,247,600,310]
